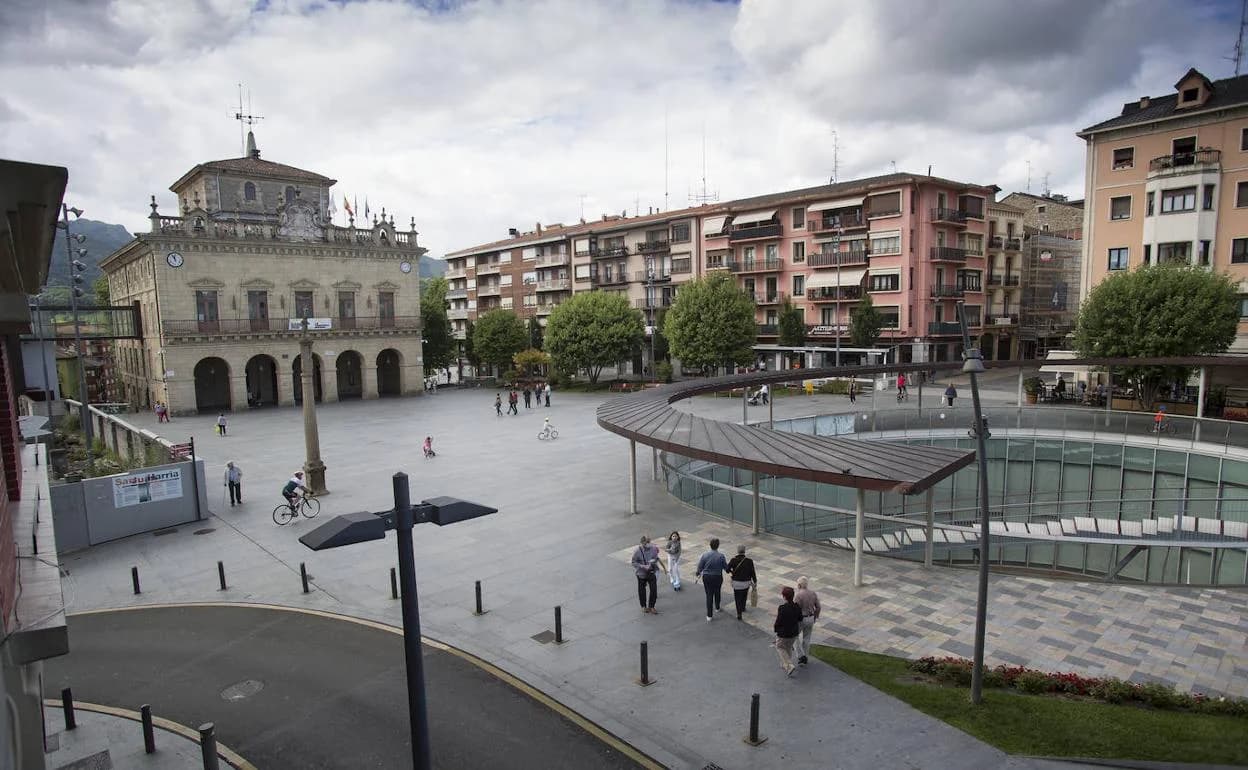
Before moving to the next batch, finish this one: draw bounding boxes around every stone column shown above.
[362,356,379,399]
[853,488,866,587]
[277,353,296,407]
[321,354,339,403]
[229,373,249,412]
[299,326,328,495]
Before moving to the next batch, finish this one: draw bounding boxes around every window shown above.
[878,306,901,328]
[285,186,296,204]
[195,290,219,332]
[1144,244,1151,264]
[244,182,256,201]
[1239,182,1248,208]
[1199,240,1211,266]
[957,195,984,219]
[869,274,900,292]
[1158,241,1191,264]
[792,275,805,296]
[1181,87,1198,103]
[1146,192,1155,216]
[294,291,314,318]
[1161,187,1196,213]
[743,246,756,261]
[956,270,981,292]
[1203,185,1215,211]
[870,233,901,255]
[1107,247,1129,270]
[1233,238,1248,264]
[1240,296,1248,319]
[1112,147,1134,169]
[866,192,901,217]
[378,291,395,326]
[671,222,690,243]
[791,207,805,229]
[792,241,805,263]
[1110,196,1131,220]
[963,305,982,327]
[1036,205,1046,214]
[765,244,778,261]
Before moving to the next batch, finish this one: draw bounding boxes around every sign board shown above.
[807,324,848,336]
[169,442,192,459]
[113,468,183,508]
[288,318,333,331]
[164,370,175,377]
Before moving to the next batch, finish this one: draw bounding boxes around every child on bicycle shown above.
[423,436,436,458]
[282,471,308,509]
[1153,404,1167,432]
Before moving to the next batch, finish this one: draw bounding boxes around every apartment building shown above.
[1078,68,1248,352]
[1000,191,1084,237]
[981,201,1025,359]
[444,171,1001,371]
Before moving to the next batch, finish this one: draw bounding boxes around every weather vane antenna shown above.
[234,84,265,155]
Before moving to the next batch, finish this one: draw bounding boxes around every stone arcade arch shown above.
[377,349,402,397]
[193,357,231,413]
[292,353,324,405]
[245,354,279,407]
[336,350,364,400]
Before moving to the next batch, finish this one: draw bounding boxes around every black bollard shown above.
[390,567,398,600]
[744,692,767,746]
[131,566,141,595]
[637,641,654,687]
[300,562,309,594]
[61,687,75,730]
[199,722,220,770]
[554,605,563,644]
[217,561,226,591]
[473,580,486,615]
[141,704,155,754]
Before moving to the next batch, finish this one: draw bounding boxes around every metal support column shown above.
[852,488,865,587]
[1104,368,1113,426]
[1196,366,1207,442]
[751,472,760,535]
[742,386,748,425]
[628,440,637,515]
[924,488,934,568]
[1016,366,1024,428]
[651,447,659,482]
[768,392,774,429]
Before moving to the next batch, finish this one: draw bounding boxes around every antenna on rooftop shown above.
[1043,172,1051,199]
[579,194,587,221]
[1229,0,1248,75]
[688,125,719,205]
[830,130,839,184]
[234,83,264,155]
[663,107,670,213]
[1026,160,1032,194]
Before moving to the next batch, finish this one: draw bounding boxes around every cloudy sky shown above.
[1,0,1239,258]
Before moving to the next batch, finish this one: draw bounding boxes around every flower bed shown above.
[908,657,1248,717]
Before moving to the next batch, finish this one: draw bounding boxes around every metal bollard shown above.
[141,704,155,754]
[554,605,563,644]
[217,561,226,591]
[473,580,486,615]
[61,687,76,730]
[636,641,654,687]
[131,566,141,595]
[743,692,767,746]
[300,562,309,594]
[390,567,398,600]
[199,722,220,770]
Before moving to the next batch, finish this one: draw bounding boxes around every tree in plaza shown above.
[92,275,110,304]
[463,320,480,369]
[1073,265,1239,409]
[662,272,756,372]
[513,348,551,379]
[472,309,528,376]
[848,295,884,349]
[545,291,644,384]
[420,276,455,374]
[527,316,544,350]
[777,296,806,347]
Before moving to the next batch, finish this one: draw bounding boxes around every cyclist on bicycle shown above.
[1153,404,1167,432]
[540,416,556,437]
[282,471,308,509]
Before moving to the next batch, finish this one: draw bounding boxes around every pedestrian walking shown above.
[773,586,803,677]
[793,576,821,666]
[223,461,243,506]
[544,382,551,407]
[523,387,532,409]
[665,531,683,590]
[494,393,503,416]
[631,535,662,614]
[944,384,958,407]
[216,412,227,436]
[726,545,758,620]
[848,380,857,404]
[759,384,769,405]
[155,402,169,423]
[508,390,519,415]
[695,538,728,621]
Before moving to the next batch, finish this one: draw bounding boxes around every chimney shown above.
[536,222,542,235]
[508,227,519,237]
[1139,96,1150,109]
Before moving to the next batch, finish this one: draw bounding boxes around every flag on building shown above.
[327,195,337,220]
[365,197,371,220]
[343,196,353,217]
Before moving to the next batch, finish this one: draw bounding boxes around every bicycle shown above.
[273,492,321,525]
[896,389,909,403]
[537,424,559,441]
[1150,420,1177,436]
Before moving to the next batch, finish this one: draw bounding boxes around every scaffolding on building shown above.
[1019,228,1081,359]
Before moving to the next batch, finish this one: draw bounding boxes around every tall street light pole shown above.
[957,301,992,704]
[646,262,656,380]
[833,230,842,368]
[299,319,328,494]
[61,204,91,453]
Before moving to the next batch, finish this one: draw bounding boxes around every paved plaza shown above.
[55,385,1246,769]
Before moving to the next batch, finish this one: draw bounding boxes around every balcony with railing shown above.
[445,266,467,279]
[808,211,866,232]
[671,257,692,275]
[536,303,561,316]
[535,252,570,268]
[806,287,863,303]
[808,248,869,268]
[1148,148,1221,176]
[753,292,786,306]
[929,246,968,262]
[1004,275,1020,287]
[446,287,468,299]
[447,307,469,320]
[927,321,962,335]
[475,262,501,276]
[634,269,672,283]
[535,278,571,292]
[931,207,968,225]
[634,296,674,310]
[988,312,1019,326]
[637,240,670,254]
[477,283,502,297]
[593,244,630,259]
[162,315,421,339]
[756,323,778,336]
[150,215,420,249]
[930,284,965,298]
[591,272,630,287]
[727,258,782,273]
[987,274,1003,286]
[728,223,783,242]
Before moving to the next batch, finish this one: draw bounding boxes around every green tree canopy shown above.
[777,296,806,347]
[420,276,455,373]
[92,275,110,305]
[848,295,884,349]
[472,309,528,374]
[463,320,479,367]
[663,272,756,372]
[527,316,544,350]
[513,348,552,378]
[545,291,644,384]
[1073,265,1239,408]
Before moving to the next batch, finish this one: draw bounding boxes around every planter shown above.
[1025,393,1038,405]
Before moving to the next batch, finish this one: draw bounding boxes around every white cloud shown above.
[0,0,1236,257]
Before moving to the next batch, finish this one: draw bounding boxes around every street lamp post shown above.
[299,475,496,770]
[957,301,992,705]
[646,263,656,380]
[31,292,54,418]
[833,230,842,369]
[298,319,328,494]
[60,205,92,453]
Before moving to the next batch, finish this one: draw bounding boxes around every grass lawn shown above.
[811,645,1248,766]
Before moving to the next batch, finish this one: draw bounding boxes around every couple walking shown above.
[693,538,758,621]
[773,577,821,676]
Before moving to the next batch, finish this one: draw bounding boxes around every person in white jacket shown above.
[665,531,683,590]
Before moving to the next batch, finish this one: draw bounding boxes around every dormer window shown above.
[244,182,256,201]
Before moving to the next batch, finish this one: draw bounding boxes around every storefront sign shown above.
[113,468,183,508]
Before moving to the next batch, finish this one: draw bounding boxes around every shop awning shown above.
[731,209,776,225]
[807,196,864,211]
[806,268,867,289]
[702,216,728,235]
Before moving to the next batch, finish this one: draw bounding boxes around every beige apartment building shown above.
[102,132,426,414]
[1079,68,1248,351]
